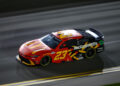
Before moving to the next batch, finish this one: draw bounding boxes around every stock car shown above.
[16,28,104,66]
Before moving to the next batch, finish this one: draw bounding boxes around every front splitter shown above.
[16,55,35,66]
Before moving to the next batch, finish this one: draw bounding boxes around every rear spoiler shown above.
[89,28,104,38]
[74,28,104,38]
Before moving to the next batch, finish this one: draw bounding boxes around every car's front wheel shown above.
[40,56,51,66]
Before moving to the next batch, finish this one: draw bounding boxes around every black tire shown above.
[83,47,96,59]
[40,56,51,66]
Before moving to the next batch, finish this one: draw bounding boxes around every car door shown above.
[59,39,79,61]
[52,42,69,62]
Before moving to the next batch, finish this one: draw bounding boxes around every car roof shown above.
[52,29,83,40]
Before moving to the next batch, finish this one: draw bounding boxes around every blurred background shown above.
[0,0,120,86]
[0,0,119,15]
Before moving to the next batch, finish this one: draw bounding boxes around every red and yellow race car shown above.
[16,28,104,66]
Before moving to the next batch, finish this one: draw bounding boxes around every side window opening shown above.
[78,38,89,45]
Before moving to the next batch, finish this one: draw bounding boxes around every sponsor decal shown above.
[54,42,100,61]
[26,41,37,46]
[30,43,41,49]
[54,49,77,61]
[57,31,73,39]
[54,50,68,60]
[99,40,104,45]
[73,42,98,50]
[32,49,44,54]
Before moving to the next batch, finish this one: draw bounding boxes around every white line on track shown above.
[2,66,120,86]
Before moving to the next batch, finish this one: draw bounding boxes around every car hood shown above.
[19,39,51,56]
[26,39,50,50]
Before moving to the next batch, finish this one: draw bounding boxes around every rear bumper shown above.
[97,45,104,53]
[16,55,35,66]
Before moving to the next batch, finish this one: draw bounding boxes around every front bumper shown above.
[16,55,35,66]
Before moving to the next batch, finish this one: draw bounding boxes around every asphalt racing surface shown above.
[0,1,120,85]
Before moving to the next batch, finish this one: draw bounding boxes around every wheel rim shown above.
[87,49,94,57]
[40,56,51,66]
[85,48,96,59]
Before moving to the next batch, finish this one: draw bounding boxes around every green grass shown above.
[104,83,120,86]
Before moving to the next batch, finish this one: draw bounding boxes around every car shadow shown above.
[16,54,104,79]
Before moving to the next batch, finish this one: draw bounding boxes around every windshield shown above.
[42,34,61,49]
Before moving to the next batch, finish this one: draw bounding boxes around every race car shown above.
[16,28,104,66]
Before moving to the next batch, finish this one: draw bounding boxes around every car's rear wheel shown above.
[40,56,51,66]
[84,47,96,59]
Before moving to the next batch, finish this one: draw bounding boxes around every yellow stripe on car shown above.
[30,43,41,49]
[22,60,35,66]
[79,50,86,53]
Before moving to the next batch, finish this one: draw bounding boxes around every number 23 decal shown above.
[54,50,68,60]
